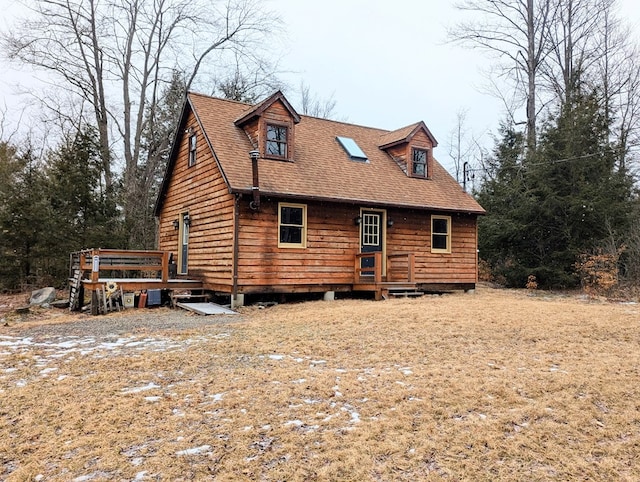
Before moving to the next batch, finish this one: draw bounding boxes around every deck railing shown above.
[354,252,383,283]
[386,253,415,283]
[71,248,170,284]
[354,252,415,284]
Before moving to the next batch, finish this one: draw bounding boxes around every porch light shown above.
[172,219,179,230]
[387,218,394,228]
[354,216,362,226]
[183,214,191,226]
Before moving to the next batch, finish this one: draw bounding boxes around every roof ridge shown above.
[187,91,253,107]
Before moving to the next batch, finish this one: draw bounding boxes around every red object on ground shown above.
[138,292,147,308]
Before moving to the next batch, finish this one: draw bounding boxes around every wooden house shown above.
[154,91,485,306]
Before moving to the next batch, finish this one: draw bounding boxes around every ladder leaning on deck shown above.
[68,267,83,312]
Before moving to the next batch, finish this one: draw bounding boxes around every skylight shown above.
[336,136,368,162]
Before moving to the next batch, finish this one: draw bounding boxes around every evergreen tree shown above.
[477,78,636,288]
[46,126,124,274]
[0,145,52,289]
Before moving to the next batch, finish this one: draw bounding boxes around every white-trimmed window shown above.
[188,132,197,167]
[278,202,307,248]
[431,215,451,253]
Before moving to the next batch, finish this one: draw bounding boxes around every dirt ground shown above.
[1,285,639,481]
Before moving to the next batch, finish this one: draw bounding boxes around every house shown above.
[154,91,485,306]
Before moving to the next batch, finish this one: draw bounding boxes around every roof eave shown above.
[229,187,485,214]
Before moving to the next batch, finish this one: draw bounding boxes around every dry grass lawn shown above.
[1,286,640,481]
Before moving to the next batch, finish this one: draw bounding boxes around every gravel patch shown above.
[2,307,241,339]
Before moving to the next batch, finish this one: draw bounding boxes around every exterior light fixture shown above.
[387,218,394,228]
[183,214,191,226]
[172,219,179,230]
[354,216,362,225]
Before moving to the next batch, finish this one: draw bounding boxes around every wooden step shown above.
[389,290,424,296]
[388,291,424,297]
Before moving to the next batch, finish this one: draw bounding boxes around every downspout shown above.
[249,149,260,210]
[232,193,241,298]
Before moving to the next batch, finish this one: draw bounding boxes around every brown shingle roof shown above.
[180,92,484,214]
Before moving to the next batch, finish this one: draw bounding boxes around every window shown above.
[431,215,451,253]
[278,203,307,248]
[362,213,380,246]
[412,148,428,177]
[336,136,368,162]
[188,132,197,167]
[266,124,288,158]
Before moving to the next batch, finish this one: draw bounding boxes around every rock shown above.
[30,287,57,306]
[15,306,30,314]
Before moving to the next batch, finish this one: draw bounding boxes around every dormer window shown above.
[412,148,428,177]
[266,124,288,158]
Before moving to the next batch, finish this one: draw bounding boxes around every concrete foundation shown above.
[323,291,336,301]
[231,293,245,309]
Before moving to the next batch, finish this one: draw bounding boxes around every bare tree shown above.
[299,81,338,119]
[540,0,613,104]
[449,0,556,154]
[213,51,284,103]
[3,0,279,247]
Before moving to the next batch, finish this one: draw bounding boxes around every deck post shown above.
[161,251,169,282]
[374,252,382,283]
[407,253,415,282]
[91,248,100,283]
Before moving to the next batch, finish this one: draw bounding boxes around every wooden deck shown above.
[69,249,203,314]
[352,252,419,299]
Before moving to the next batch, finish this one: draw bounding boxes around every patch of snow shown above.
[39,367,58,376]
[284,420,304,427]
[144,396,161,402]
[210,393,224,401]
[121,382,160,394]
[268,354,284,360]
[311,360,326,365]
[133,471,147,480]
[292,378,306,384]
[176,445,211,456]
[16,379,27,387]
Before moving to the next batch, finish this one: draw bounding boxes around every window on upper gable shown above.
[188,132,197,167]
[266,124,288,158]
[412,148,428,178]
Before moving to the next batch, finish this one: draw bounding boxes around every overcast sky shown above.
[2,0,640,175]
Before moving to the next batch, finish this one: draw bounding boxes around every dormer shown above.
[234,91,301,162]
[379,121,438,179]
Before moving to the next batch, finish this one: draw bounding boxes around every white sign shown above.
[92,256,100,272]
